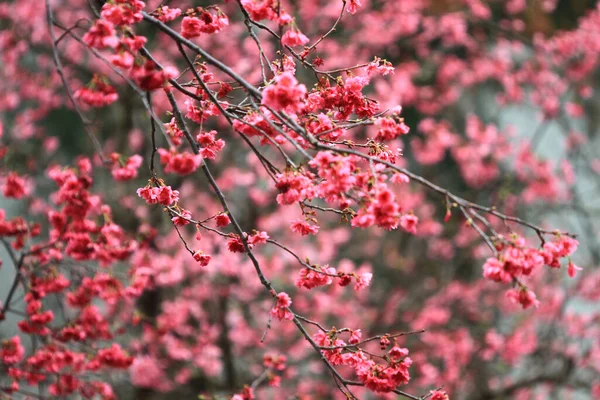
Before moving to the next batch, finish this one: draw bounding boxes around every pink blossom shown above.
[375,117,410,141]
[248,231,269,245]
[290,219,319,235]
[567,261,582,278]
[3,172,30,199]
[400,214,419,234]
[192,251,211,267]
[101,0,144,26]
[270,292,293,321]
[241,0,278,21]
[506,288,540,310]
[110,154,143,181]
[130,61,178,91]
[348,0,362,14]
[354,271,373,291]
[130,356,170,391]
[180,10,228,39]
[261,72,307,113]
[83,20,119,49]
[215,213,230,227]
[430,390,450,400]
[157,149,203,175]
[137,186,179,206]
[296,265,336,289]
[156,6,181,22]
[0,336,24,364]
[171,209,192,226]
[281,29,309,47]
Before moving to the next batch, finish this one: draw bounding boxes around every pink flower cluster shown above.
[295,265,336,289]
[281,29,309,47]
[290,219,319,235]
[483,234,579,284]
[262,72,307,113]
[353,185,402,230]
[82,20,119,49]
[227,231,269,253]
[185,98,220,124]
[308,151,357,205]
[0,336,24,365]
[164,118,184,145]
[305,75,378,120]
[192,250,211,266]
[110,153,143,181]
[155,6,182,22]
[374,116,410,141]
[180,8,229,39]
[3,172,30,199]
[82,10,177,92]
[157,148,203,175]
[483,234,579,308]
[0,158,148,396]
[74,76,118,108]
[275,170,315,205]
[232,107,283,145]
[100,0,144,26]
[270,292,293,321]
[241,0,291,23]
[137,185,180,206]
[130,60,178,91]
[196,130,225,160]
[314,330,412,393]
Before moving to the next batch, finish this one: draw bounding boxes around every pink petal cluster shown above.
[281,29,309,47]
[137,185,180,206]
[180,9,229,39]
[157,148,203,175]
[296,265,336,289]
[262,72,307,113]
[270,292,293,321]
[110,153,143,181]
[100,0,144,26]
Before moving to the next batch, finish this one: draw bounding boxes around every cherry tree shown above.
[0,0,599,399]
